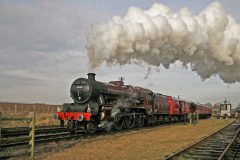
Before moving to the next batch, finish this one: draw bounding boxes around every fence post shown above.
[15,105,17,114]
[189,113,192,124]
[29,112,35,160]
[0,112,1,142]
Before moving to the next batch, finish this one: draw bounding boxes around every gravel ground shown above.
[41,118,233,160]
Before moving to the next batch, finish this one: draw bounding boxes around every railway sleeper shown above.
[213,136,232,140]
[204,142,229,146]
[206,138,229,141]
[200,143,229,148]
[206,138,229,142]
[229,153,240,159]
[187,150,221,156]
[196,145,227,149]
[189,149,223,155]
[228,149,240,158]
[187,151,222,157]
[2,128,67,138]
[181,154,220,160]
[233,147,240,151]
[1,133,80,148]
[217,135,235,139]
[194,146,226,150]
[217,133,234,135]
[206,138,230,142]
[227,154,240,158]
[1,132,70,144]
[204,140,229,144]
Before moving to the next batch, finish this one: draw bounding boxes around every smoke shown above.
[86,2,240,83]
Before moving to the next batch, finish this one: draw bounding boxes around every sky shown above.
[0,0,240,107]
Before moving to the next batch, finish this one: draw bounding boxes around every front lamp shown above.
[78,114,84,121]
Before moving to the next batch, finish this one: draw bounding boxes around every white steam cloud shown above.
[86,2,240,83]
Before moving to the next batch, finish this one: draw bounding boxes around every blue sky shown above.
[0,0,239,106]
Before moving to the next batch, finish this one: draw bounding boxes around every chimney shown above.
[87,73,96,81]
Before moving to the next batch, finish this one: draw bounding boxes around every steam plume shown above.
[86,2,240,83]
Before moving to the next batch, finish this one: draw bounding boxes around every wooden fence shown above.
[0,112,35,159]
[0,103,60,114]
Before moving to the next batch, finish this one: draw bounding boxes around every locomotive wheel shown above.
[104,120,113,132]
[154,115,158,124]
[136,115,144,128]
[87,122,97,134]
[124,116,134,129]
[113,116,124,131]
[67,120,76,134]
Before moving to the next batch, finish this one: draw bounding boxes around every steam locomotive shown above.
[54,73,212,133]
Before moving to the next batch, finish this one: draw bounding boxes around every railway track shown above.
[0,121,184,159]
[0,125,82,159]
[0,132,80,148]
[0,125,70,148]
[165,121,240,160]
[1,120,235,159]
[0,121,176,149]
[2,126,67,139]
[1,125,67,138]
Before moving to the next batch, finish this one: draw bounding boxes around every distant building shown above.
[212,99,232,118]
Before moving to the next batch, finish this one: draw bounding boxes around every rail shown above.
[165,120,236,160]
[218,126,240,159]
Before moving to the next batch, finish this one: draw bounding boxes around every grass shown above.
[43,118,234,160]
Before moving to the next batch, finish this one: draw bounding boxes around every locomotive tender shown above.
[54,73,212,133]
